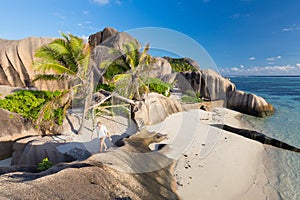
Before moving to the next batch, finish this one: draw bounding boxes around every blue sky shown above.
[1,0,300,75]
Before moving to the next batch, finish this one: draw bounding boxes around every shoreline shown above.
[147,108,280,200]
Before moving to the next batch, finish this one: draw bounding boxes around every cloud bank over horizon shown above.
[220,64,300,76]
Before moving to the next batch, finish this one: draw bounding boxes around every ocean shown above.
[229,76,300,200]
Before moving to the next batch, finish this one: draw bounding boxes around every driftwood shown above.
[212,124,300,153]
[90,89,135,110]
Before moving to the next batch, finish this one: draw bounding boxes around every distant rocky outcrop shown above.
[0,37,69,91]
[163,70,274,117]
[88,27,118,49]
[0,130,180,200]
[226,90,274,117]
[178,70,236,100]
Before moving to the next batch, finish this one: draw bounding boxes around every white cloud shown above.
[93,0,110,5]
[225,64,300,75]
[240,65,244,68]
[248,56,256,60]
[282,25,300,32]
[267,55,282,61]
[282,28,293,32]
[81,35,89,43]
[77,21,92,28]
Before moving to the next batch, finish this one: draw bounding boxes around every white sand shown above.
[0,106,277,199]
[57,114,137,154]
[147,108,276,200]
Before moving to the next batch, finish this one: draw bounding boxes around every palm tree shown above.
[112,42,152,100]
[32,32,92,134]
[33,32,90,86]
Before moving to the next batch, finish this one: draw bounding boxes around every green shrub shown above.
[104,59,130,80]
[181,95,201,103]
[0,90,66,125]
[143,78,173,97]
[164,57,198,72]
[37,157,53,171]
[95,83,116,92]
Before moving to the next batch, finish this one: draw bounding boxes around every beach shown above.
[147,108,279,199]
[0,107,280,199]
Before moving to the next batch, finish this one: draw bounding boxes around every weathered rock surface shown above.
[164,70,274,117]
[0,37,69,91]
[101,32,141,53]
[88,27,118,49]
[226,90,274,117]
[0,130,180,200]
[133,93,207,127]
[90,45,122,81]
[179,69,236,100]
[11,136,76,165]
[0,108,38,160]
[142,57,172,79]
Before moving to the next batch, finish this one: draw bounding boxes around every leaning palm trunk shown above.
[77,71,94,135]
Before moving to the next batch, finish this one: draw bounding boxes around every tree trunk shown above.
[78,71,94,135]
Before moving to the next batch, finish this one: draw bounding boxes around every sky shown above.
[1,0,300,76]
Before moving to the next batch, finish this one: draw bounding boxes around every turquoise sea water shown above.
[230,76,300,200]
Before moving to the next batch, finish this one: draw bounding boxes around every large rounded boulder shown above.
[226,90,275,117]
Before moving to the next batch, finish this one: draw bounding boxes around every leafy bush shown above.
[104,59,130,80]
[143,78,173,97]
[37,157,53,171]
[0,90,66,125]
[164,57,198,72]
[95,83,116,92]
[181,95,201,103]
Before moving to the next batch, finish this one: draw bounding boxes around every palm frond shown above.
[33,74,69,82]
[33,62,77,75]
[113,73,131,83]
[48,39,69,55]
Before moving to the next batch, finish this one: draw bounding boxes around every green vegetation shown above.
[181,95,201,103]
[164,57,198,72]
[112,42,152,99]
[37,157,53,171]
[32,32,92,134]
[95,83,116,93]
[143,78,172,97]
[0,90,67,126]
[103,59,130,80]
[32,32,90,84]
